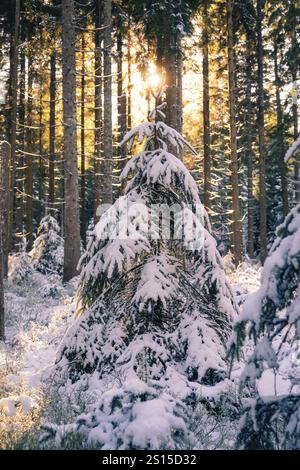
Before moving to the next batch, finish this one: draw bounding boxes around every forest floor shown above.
[0,256,292,449]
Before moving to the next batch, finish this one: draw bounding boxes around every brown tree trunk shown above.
[0,141,11,278]
[0,227,4,340]
[176,37,183,135]
[49,52,56,213]
[117,32,127,194]
[127,31,132,130]
[8,0,20,253]
[62,0,81,281]
[101,0,113,206]
[274,40,289,217]
[25,52,34,250]
[38,72,44,216]
[94,0,103,219]
[80,34,87,247]
[245,35,255,258]
[226,0,243,266]
[256,0,267,262]
[202,2,211,212]
[290,5,299,202]
[15,47,25,245]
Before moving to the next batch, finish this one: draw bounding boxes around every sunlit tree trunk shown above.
[202,2,211,212]
[117,31,127,193]
[226,0,243,266]
[101,0,113,206]
[80,33,87,246]
[274,40,288,217]
[15,46,26,244]
[245,35,254,259]
[256,0,267,262]
[62,0,81,281]
[25,52,34,250]
[94,0,103,219]
[49,51,56,214]
[127,31,132,130]
[38,71,45,218]
[0,141,10,278]
[8,0,20,253]
[290,3,299,202]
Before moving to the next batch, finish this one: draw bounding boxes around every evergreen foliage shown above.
[52,108,237,449]
[30,215,64,276]
[229,204,300,449]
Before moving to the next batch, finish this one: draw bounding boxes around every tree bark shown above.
[245,35,255,258]
[25,52,34,250]
[62,0,81,281]
[290,2,299,202]
[49,51,56,213]
[274,40,289,217]
[127,31,132,130]
[15,47,25,244]
[80,33,87,247]
[226,0,243,266]
[256,0,267,263]
[94,0,103,219]
[101,0,113,206]
[38,71,45,217]
[0,227,4,341]
[202,2,211,212]
[117,32,127,194]
[8,0,21,253]
[0,142,11,278]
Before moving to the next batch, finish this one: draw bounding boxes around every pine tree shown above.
[51,96,237,449]
[30,214,64,276]
[62,0,81,281]
[229,204,300,449]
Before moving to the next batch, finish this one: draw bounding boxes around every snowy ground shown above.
[0,255,292,449]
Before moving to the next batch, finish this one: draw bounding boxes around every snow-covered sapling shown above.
[30,215,64,276]
[229,204,300,449]
[53,96,237,449]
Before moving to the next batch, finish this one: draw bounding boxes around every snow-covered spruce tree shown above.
[228,204,300,449]
[51,102,237,450]
[30,214,64,276]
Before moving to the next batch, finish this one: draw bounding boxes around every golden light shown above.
[147,63,162,98]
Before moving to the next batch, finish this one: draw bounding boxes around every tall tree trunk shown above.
[15,47,25,244]
[80,33,87,247]
[49,52,56,213]
[274,40,289,217]
[117,31,127,194]
[0,226,4,341]
[0,141,11,278]
[8,0,21,253]
[94,0,103,219]
[202,2,211,212]
[25,52,34,250]
[165,28,178,132]
[226,0,243,266]
[127,31,132,130]
[101,0,113,206]
[256,0,267,262]
[38,72,44,218]
[290,3,299,202]
[245,35,255,258]
[62,0,81,281]
[176,36,183,135]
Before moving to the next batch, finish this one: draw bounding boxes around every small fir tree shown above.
[52,96,237,449]
[30,215,64,276]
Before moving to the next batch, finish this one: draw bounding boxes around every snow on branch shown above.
[285,136,300,163]
[120,121,197,156]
